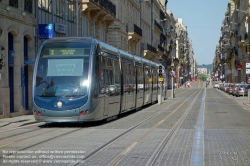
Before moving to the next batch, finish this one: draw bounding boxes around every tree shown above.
[199,73,208,81]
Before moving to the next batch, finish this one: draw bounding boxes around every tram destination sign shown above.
[49,48,84,56]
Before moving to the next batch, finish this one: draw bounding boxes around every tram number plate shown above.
[158,77,163,82]
[148,78,153,82]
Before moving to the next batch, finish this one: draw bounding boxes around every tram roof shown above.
[44,37,94,43]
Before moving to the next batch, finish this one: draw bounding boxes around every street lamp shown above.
[171,62,175,98]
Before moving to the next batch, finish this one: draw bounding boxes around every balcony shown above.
[156,44,164,57]
[143,43,157,60]
[158,44,164,52]
[128,24,142,43]
[90,0,116,17]
[160,33,166,41]
[81,0,116,27]
[154,20,163,32]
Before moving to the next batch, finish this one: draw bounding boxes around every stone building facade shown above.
[213,0,250,83]
[0,0,36,118]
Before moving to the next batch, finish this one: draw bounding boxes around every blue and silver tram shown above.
[32,37,164,122]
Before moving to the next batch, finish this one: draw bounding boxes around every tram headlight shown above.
[82,80,89,87]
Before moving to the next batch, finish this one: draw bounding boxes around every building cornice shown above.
[0,9,36,26]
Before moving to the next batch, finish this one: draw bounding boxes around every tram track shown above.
[68,88,201,166]
[0,87,191,139]
[146,89,203,166]
[0,88,195,161]
[107,89,203,166]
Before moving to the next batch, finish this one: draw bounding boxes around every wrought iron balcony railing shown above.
[158,44,164,52]
[147,43,157,54]
[134,24,142,37]
[160,33,166,41]
[154,20,163,32]
[91,0,116,17]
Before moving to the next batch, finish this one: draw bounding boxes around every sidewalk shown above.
[235,95,250,108]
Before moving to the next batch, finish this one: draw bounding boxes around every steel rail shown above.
[146,89,203,166]
[0,88,192,160]
[68,89,199,166]
[107,89,202,166]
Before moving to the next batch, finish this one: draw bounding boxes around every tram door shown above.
[99,56,108,116]
[152,69,158,102]
[106,58,120,117]
[8,33,14,113]
[99,56,121,117]
[136,66,144,108]
[121,61,135,112]
[144,65,152,104]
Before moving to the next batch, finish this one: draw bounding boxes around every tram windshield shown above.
[34,42,91,98]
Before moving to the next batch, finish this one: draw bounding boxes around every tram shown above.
[32,37,165,122]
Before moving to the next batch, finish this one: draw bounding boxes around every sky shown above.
[167,0,230,65]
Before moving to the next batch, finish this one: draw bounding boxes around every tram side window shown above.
[152,69,157,90]
[144,67,150,91]
[93,55,100,100]
[137,66,143,92]
[99,56,106,94]
[128,63,135,92]
[122,62,126,92]
[114,60,120,92]
[107,58,114,85]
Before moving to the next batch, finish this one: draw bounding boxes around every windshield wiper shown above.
[63,86,81,98]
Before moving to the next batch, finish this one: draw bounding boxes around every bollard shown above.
[158,94,162,104]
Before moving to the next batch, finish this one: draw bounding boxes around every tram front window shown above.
[35,42,90,98]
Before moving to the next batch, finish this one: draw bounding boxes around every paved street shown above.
[0,81,250,166]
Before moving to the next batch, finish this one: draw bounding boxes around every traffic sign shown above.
[158,77,163,82]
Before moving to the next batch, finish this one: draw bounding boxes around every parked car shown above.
[124,84,134,93]
[212,77,218,81]
[226,83,234,94]
[232,84,239,96]
[223,83,230,92]
[213,82,219,88]
[235,84,249,97]
[107,84,120,96]
[219,83,224,90]
[138,84,144,91]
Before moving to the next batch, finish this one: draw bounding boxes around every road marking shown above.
[190,88,205,166]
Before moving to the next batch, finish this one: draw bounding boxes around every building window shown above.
[55,0,63,17]
[99,25,105,42]
[66,0,75,22]
[38,0,51,12]
[9,0,18,8]
[24,0,32,13]
[82,16,89,36]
